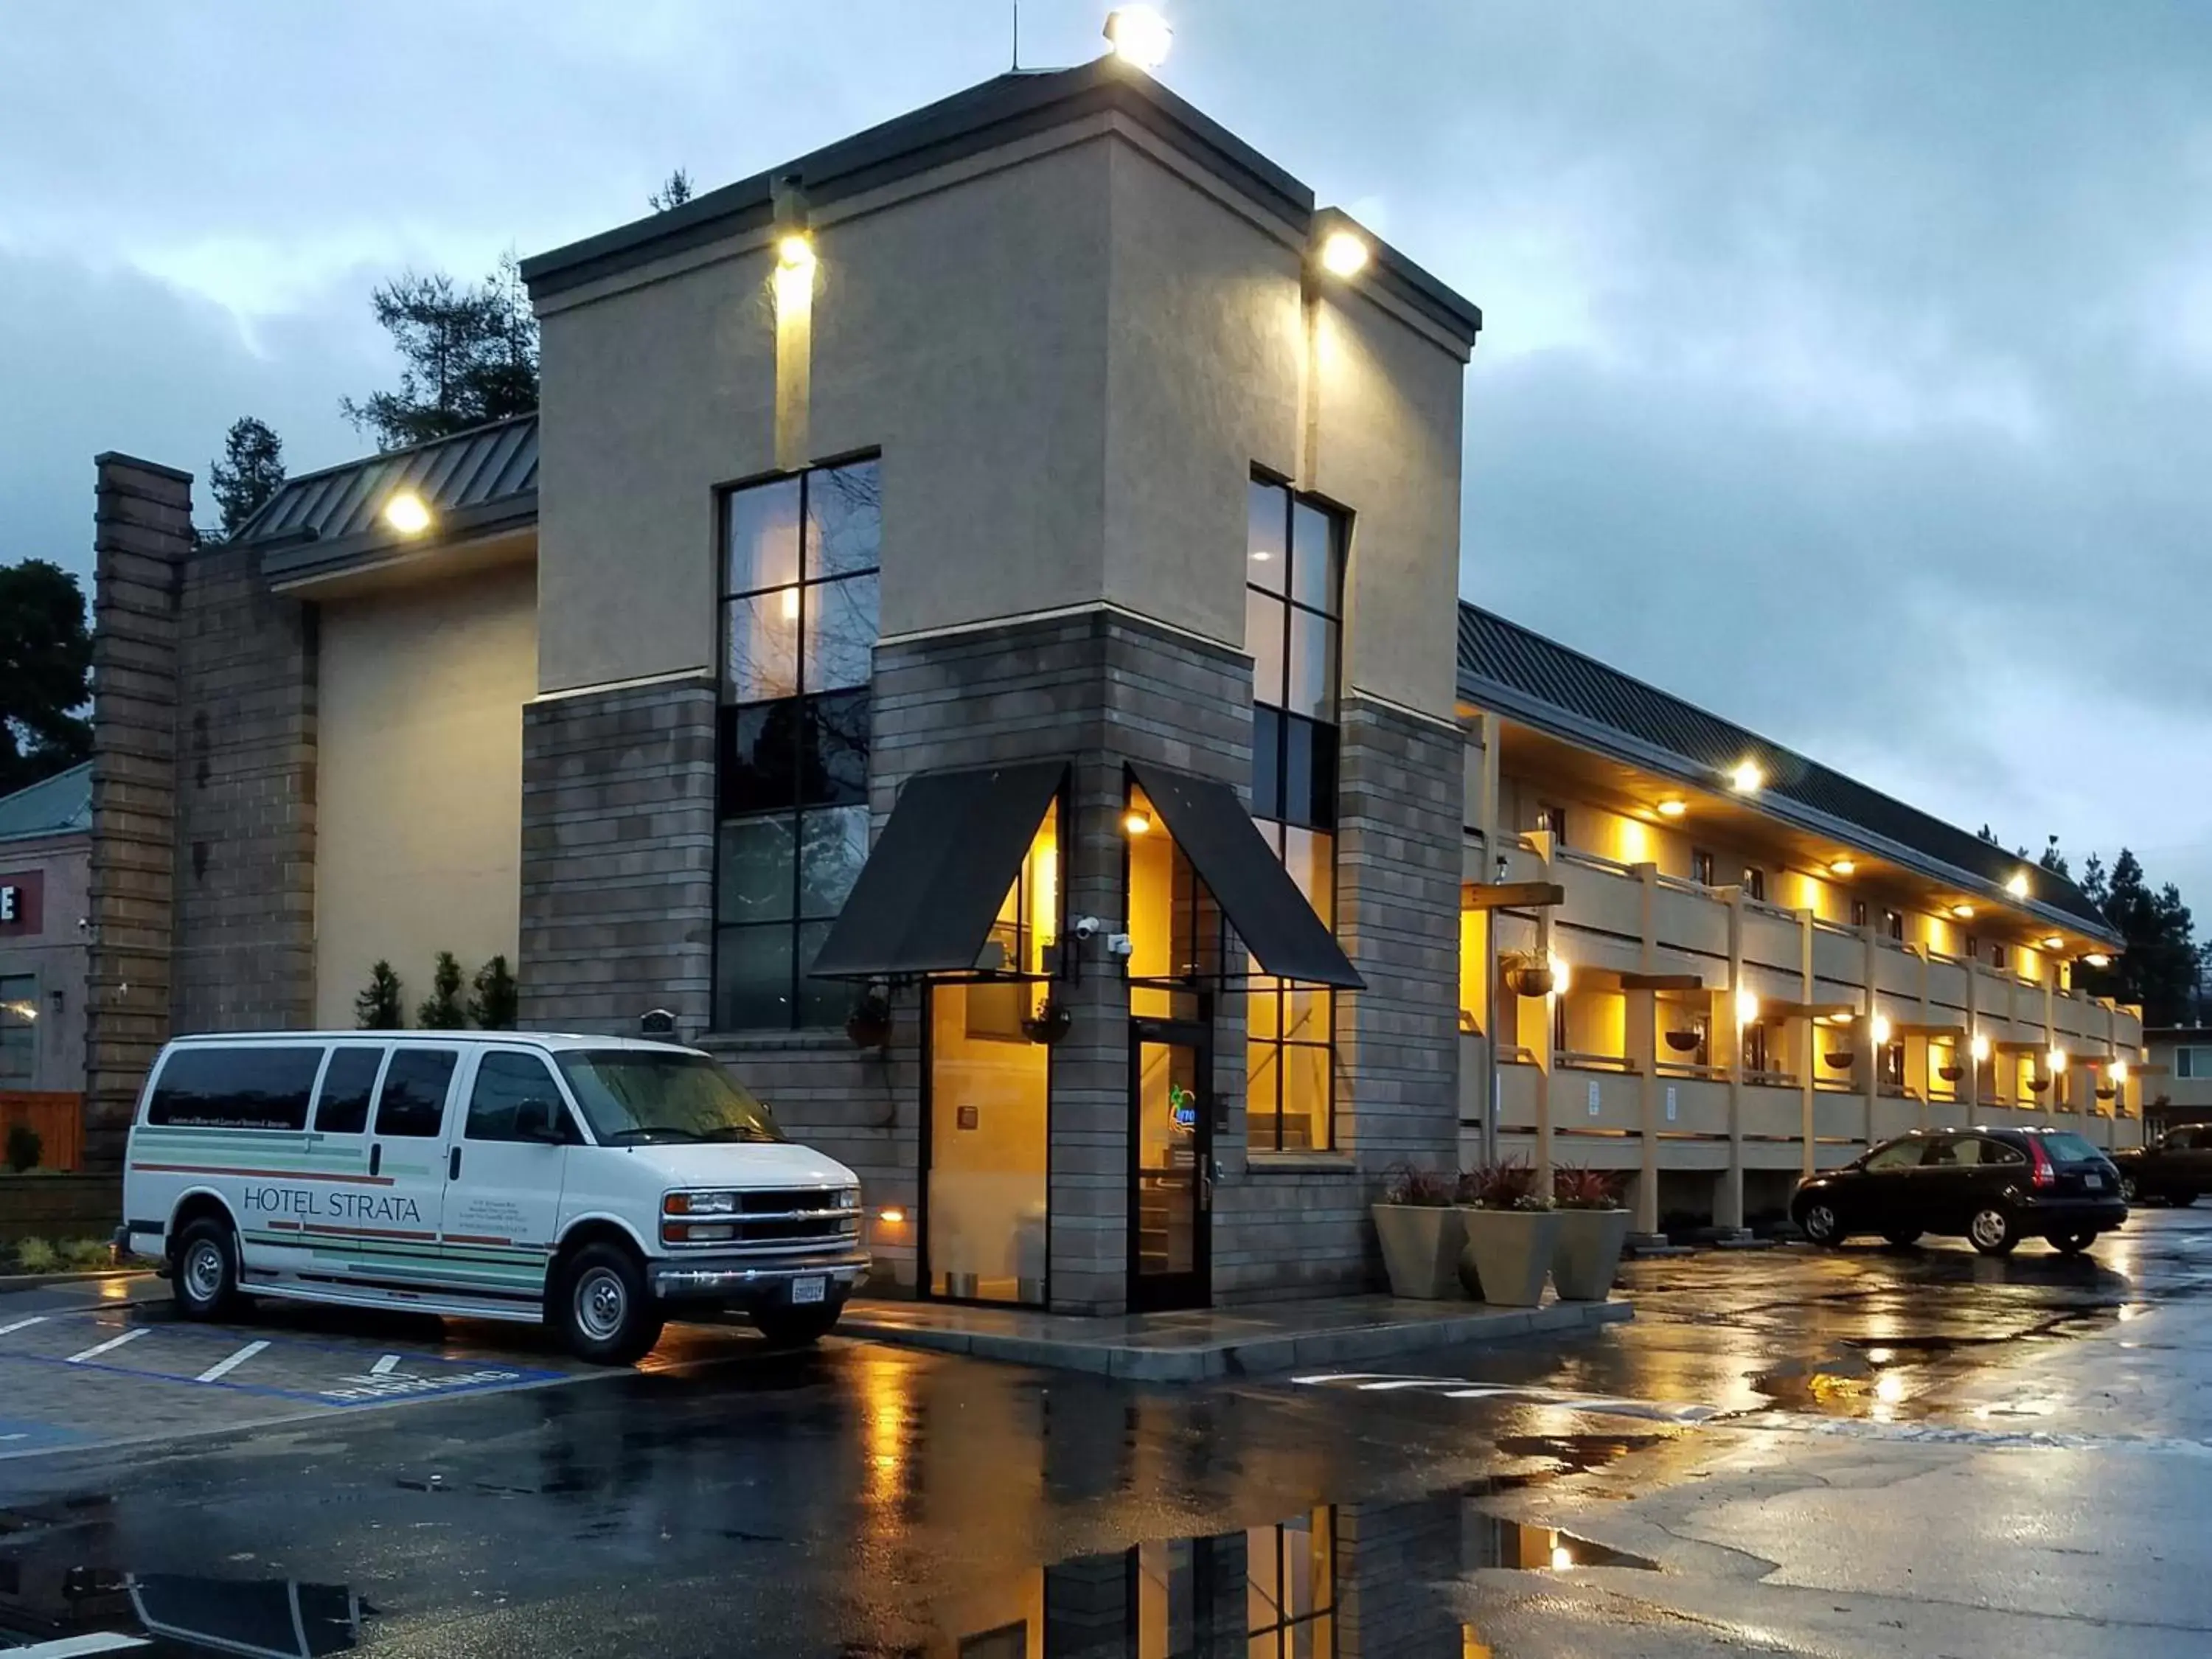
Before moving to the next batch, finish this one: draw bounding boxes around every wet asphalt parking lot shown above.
[1,1207,2208,1656]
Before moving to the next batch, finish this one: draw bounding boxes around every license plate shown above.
[790,1276,826,1305]
[2085,1174,2104,1191]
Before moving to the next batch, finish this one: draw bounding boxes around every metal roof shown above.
[0,761,91,844]
[1456,602,2118,939]
[234,413,538,551]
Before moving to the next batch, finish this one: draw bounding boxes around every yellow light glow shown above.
[1319,229,1371,278]
[2040,935,2064,950]
[383,491,431,535]
[2112,1060,2129,1084]
[1,1000,37,1023]
[1874,1373,1907,1405]
[1828,858,1856,877]
[1970,1032,1991,1062]
[876,1206,906,1225]
[1729,759,1762,793]
[1735,987,1760,1027]
[1865,1346,1895,1364]
[2006,870,2031,900]
[1548,1545,1573,1571]
[1656,799,1687,818]
[1548,952,1571,998]
[776,232,816,273]
[779,585,800,621]
[2083,952,2110,968]
[1872,1014,1892,1046]
[1952,903,1975,919]
[1122,810,1152,837]
[2048,1048,2068,1073]
[1102,4,1172,68]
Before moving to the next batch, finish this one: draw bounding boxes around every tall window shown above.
[714,459,881,1029]
[1690,848,1715,887]
[0,974,32,1082]
[1743,866,1766,902]
[1245,477,1345,1152]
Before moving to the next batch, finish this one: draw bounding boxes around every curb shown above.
[0,1268,145,1294]
[841,1298,1633,1382]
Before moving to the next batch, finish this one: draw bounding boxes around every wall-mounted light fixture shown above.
[2111,1060,2129,1085]
[1121,810,1152,837]
[1951,903,1975,920]
[1828,858,1856,877]
[776,232,816,276]
[2039,934,2064,950]
[1318,229,1370,278]
[2006,870,2031,900]
[1734,987,1761,1026]
[1871,1014,1893,1046]
[2081,952,2110,968]
[1102,5,1172,69]
[1969,1032,1992,1062]
[383,491,431,535]
[1655,799,1687,819]
[1728,760,1762,793]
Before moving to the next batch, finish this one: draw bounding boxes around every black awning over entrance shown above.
[809,759,1068,980]
[1127,761,1363,990]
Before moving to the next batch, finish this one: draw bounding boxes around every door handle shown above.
[449,1146,462,1181]
[369,1143,382,1178]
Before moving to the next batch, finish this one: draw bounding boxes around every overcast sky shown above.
[4,2,2208,902]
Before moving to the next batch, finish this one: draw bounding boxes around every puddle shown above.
[1492,1431,1672,1473]
[0,1563,371,1653]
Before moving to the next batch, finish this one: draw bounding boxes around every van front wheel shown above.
[173,1217,243,1321]
[556,1243,664,1366]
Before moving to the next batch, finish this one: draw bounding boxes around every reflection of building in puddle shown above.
[0,1564,365,1656]
[932,1493,1652,1656]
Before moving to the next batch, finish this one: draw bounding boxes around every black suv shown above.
[1792,1127,2126,1256]
[2110,1124,2212,1207]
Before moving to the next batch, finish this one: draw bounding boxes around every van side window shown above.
[147,1046,324,1131]
[466,1053,566,1142]
[313,1047,386,1135]
[374,1049,459,1139]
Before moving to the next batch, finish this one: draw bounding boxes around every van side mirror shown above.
[515,1098,566,1144]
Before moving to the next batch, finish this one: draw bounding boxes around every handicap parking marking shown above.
[0,1415,98,1453]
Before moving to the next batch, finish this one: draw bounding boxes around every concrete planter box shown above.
[1551,1208,1631,1301]
[1371,1204,1467,1301]
[1457,1208,1561,1306]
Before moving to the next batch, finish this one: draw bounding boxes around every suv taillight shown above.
[2026,1137,2055,1189]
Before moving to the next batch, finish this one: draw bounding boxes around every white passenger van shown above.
[119,1032,869,1363]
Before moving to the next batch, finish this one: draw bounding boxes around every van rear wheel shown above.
[555,1243,664,1366]
[173,1217,243,1321]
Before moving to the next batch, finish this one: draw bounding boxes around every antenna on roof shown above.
[1012,1,1020,69]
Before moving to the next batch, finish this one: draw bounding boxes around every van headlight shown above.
[666,1192,739,1216]
[837,1187,860,1210]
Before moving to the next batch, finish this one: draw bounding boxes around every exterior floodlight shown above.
[1656,799,1686,819]
[1103,6,1172,69]
[1872,1014,1893,1046]
[1122,810,1152,837]
[2081,952,2110,968]
[1728,760,1762,793]
[1828,858,1856,877]
[1734,988,1760,1027]
[383,491,431,535]
[1318,229,1370,278]
[1548,952,1571,998]
[777,233,816,274]
[2048,1047,2068,1074]
[1951,903,1975,920]
[1969,1032,1991,1063]
[2006,870,2031,900]
[2111,1060,2129,1085]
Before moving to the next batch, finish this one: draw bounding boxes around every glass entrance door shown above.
[1129,1018,1211,1311]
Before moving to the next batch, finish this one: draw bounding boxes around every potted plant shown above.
[1549,1166,1632,1300]
[1371,1164,1465,1300]
[1455,1158,1560,1307]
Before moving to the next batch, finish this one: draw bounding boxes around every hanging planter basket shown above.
[1021,999,1073,1046]
[2096,1085,2118,1102]
[1823,1050,1856,1069]
[846,991,893,1051]
[1663,1029,1703,1054]
[1938,1063,1966,1083]
[1509,966,1556,998]
[2028,1075,2051,1093]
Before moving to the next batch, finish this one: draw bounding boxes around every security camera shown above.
[1105,933,1135,959]
[1071,915,1102,942]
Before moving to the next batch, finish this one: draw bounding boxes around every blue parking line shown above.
[0,1415,96,1452]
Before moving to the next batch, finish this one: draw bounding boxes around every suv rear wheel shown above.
[1797,1200,1843,1247]
[554,1242,664,1366]
[1967,1206,2019,1256]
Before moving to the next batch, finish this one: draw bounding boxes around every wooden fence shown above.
[0,1091,83,1172]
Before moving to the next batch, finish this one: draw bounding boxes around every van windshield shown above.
[555,1051,785,1147]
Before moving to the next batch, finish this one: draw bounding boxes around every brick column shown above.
[518,675,718,1037]
[83,454,192,1169]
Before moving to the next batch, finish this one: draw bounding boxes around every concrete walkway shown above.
[841,1293,1631,1381]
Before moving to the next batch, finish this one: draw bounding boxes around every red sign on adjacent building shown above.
[0,871,44,936]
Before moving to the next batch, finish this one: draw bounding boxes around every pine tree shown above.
[469,955,519,1029]
[355,961,404,1030]
[206,417,286,539]
[341,254,538,451]
[0,558,92,795]
[417,951,467,1029]
[649,168,695,211]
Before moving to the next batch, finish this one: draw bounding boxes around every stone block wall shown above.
[83,456,191,1167]
[170,538,316,1032]
[517,675,718,1037]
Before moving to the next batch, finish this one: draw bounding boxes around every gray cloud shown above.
[4,1,2206,899]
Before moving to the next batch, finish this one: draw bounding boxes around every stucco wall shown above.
[314,565,537,1026]
[0,833,89,1091]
